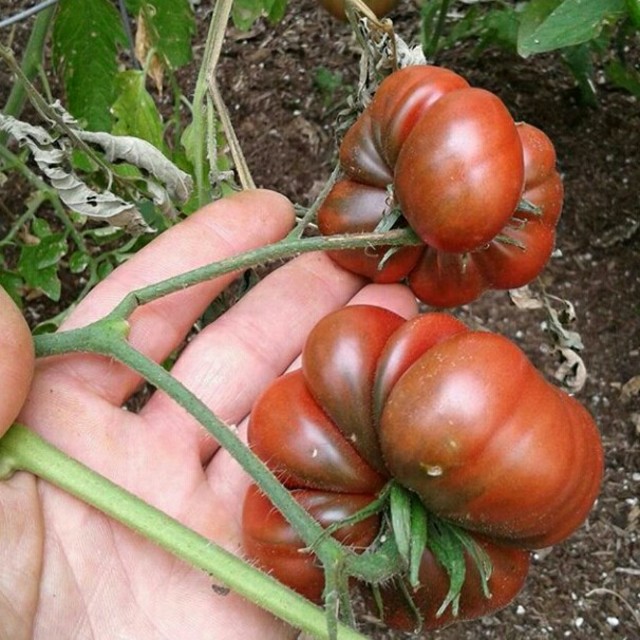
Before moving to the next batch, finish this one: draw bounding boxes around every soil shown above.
[2,1,639,639]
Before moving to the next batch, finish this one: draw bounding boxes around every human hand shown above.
[0,190,418,640]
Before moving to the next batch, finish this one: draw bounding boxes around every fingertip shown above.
[195,189,295,233]
[0,288,34,432]
[349,283,419,319]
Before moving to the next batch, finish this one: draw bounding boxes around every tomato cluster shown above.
[242,305,603,631]
[318,66,564,307]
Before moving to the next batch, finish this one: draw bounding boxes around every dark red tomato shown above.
[322,66,565,307]
[242,306,602,631]
[316,179,422,283]
[394,88,525,252]
[317,0,400,21]
[362,534,530,632]
[242,484,380,602]
[379,329,604,548]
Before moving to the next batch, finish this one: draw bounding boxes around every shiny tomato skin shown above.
[302,305,405,472]
[363,534,530,632]
[395,88,525,253]
[317,0,400,20]
[340,112,394,188]
[403,121,564,307]
[248,370,387,494]
[242,485,380,602]
[339,66,468,187]
[373,313,469,420]
[471,122,564,290]
[379,330,604,548]
[408,248,487,308]
[316,179,422,283]
[367,65,469,167]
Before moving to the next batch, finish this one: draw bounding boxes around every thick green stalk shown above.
[0,425,366,640]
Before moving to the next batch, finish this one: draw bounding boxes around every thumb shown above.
[0,288,34,435]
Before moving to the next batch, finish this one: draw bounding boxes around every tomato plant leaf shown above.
[18,235,67,301]
[125,0,195,69]
[231,0,288,30]
[606,58,640,98]
[110,71,164,150]
[52,0,127,131]
[518,0,626,56]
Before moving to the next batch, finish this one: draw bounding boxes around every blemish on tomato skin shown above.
[421,463,444,477]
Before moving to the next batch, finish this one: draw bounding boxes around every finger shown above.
[43,190,294,407]
[139,251,364,458]
[140,255,418,461]
[0,287,34,433]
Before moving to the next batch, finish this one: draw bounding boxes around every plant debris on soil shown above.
[2,0,639,638]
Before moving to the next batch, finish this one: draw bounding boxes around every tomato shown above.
[317,0,400,21]
[242,306,603,630]
[408,121,563,306]
[319,80,564,307]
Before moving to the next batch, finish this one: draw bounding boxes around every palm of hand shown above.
[0,191,417,640]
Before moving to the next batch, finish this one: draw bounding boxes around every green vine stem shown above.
[0,424,366,640]
[107,227,420,317]
[0,5,55,146]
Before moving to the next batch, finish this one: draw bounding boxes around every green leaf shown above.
[389,484,412,564]
[265,0,288,23]
[427,520,466,618]
[408,495,428,589]
[111,70,164,149]
[606,58,640,97]
[69,250,90,274]
[0,273,25,307]
[31,217,52,239]
[52,0,127,131]
[231,0,287,30]
[124,0,195,68]
[518,0,626,56]
[18,234,67,300]
[562,44,598,105]
[626,0,640,26]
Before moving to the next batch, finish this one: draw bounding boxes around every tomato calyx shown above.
[386,483,493,621]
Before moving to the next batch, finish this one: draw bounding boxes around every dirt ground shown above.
[2,0,639,638]
[215,2,640,639]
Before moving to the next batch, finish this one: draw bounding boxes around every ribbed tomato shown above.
[242,306,603,631]
[318,65,564,307]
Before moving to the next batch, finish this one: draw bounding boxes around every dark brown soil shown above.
[216,2,640,638]
[2,0,639,638]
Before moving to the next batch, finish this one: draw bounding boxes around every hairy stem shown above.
[108,227,420,319]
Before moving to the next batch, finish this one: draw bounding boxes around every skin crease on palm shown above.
[0,189,419,640]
